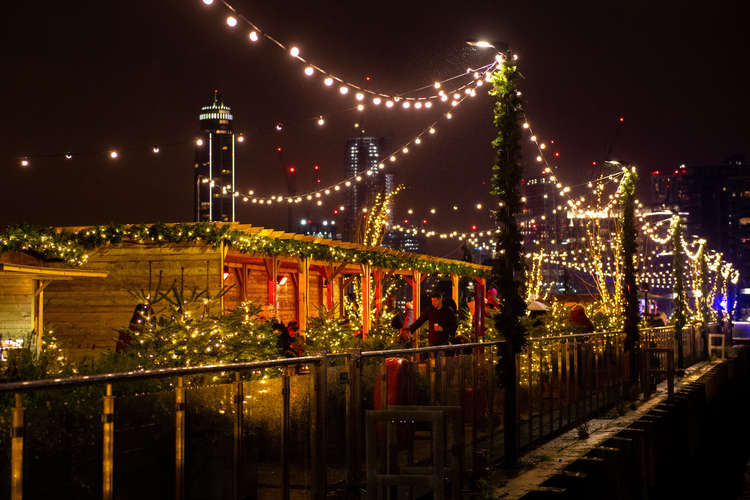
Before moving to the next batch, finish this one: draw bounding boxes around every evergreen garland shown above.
[0,222,488,279]
[619,169,640,384]
[488,57,527,351]
[670,215,688,369]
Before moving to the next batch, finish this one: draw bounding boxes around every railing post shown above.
[346,351,363,488]
[102,383,114,500]
[11,393,23,500]
[503,341,519,467]
[433,351,442,404]
[281,368,291,500]
[311,356,328,499]
[175,377,185,500]
[667,350,675,398]
[232,372,244,500]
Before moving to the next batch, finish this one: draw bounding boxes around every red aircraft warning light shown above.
[471,225,478,231]
[288,166,296,173]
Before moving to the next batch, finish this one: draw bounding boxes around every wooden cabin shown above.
[0,251,106,357]
[10,223,490,358]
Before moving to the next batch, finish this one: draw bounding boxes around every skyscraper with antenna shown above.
[194,90,236,222]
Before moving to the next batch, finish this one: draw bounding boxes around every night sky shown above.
[2,1,748,258]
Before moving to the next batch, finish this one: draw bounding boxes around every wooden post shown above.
[451,274,459,307]
[264,257,279,317]
[361,264,371,338]
[412,270,421,347]
[474,278,486,341]
[374,269,383,320]
[297,258,310,335]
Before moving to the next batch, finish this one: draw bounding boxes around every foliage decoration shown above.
[488,56,527,351]
[618,167,640,387]
[670,215,688,369]
[0,222,489,279]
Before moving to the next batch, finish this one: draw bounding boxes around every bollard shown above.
[102,384,115,500]
[11,393,23,500]
[175,377,185,500]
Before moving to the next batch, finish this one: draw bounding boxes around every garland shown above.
[0,222,489,279]
[489,57,527,351]
[619,168,640,387]
[671,215,688,369]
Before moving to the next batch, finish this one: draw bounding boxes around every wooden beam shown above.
[451,274,459,307]
[474,278,486,341]
[374,269,383,320]
[297,258,310,335]
[360,264,371,339]
[412,270,421,348]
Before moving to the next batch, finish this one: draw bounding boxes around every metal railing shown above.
[0,326,712,499]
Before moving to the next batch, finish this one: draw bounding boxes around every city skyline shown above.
[1,1,748,261]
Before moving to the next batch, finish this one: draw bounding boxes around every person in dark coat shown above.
[405,291,458,346]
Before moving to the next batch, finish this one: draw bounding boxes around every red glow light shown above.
[651,170,660,175]
[288,166,296,173]
[276,146,283,152]
[592,161,597,166]
[619,117,624,122]
[674,170,679,174]
[422,219,428,225]
[403,219,409,224]
[313,165,319,170]
[333,209,339,214]
[365,76,372,81]
[471,225,477,231]
[554,152,560,157]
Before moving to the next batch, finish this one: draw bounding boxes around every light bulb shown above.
[424,101,432,108]
[339,86,349,95]
[373,97,381,105]
[20,159,29,167]
[357,104,364,111]
[226,16,238,27]
[202,0,214,4]
[434,81,441,89]
[355,92,364,101]
[248,31,259,42]
[324,77,333,86]
[402,101,410,109]
[196,138,204,147]
[109,151,119,159]
[317,116,325,126]
[304,66,314,76]
[385,100,394,108]
[429,128,436,134]
[289,46,300,57]
[414,102,422,109]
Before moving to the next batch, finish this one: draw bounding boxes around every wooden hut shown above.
[0,251,106,357]
[8,223,489,358]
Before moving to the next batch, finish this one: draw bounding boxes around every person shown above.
[485,288,500,315]
[404,291,458,346]
[402,301,415,329]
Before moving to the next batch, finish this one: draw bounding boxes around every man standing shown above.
[406,291,458,346]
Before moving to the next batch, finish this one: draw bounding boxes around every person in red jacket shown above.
[406,291,458,346]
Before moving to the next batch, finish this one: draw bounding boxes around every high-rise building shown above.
[343,134,387,241]
[650,155,750,316]
[194,90,237,222]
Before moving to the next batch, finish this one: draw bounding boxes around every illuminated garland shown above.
[209,0,494,104]
[0,223,489,278]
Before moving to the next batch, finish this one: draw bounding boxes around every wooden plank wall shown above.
[44,244,222,359]
[0,276,34,341]
[222,264,327,324]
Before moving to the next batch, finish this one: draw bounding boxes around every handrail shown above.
[0,355,324,393]
[0,324,713,394]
